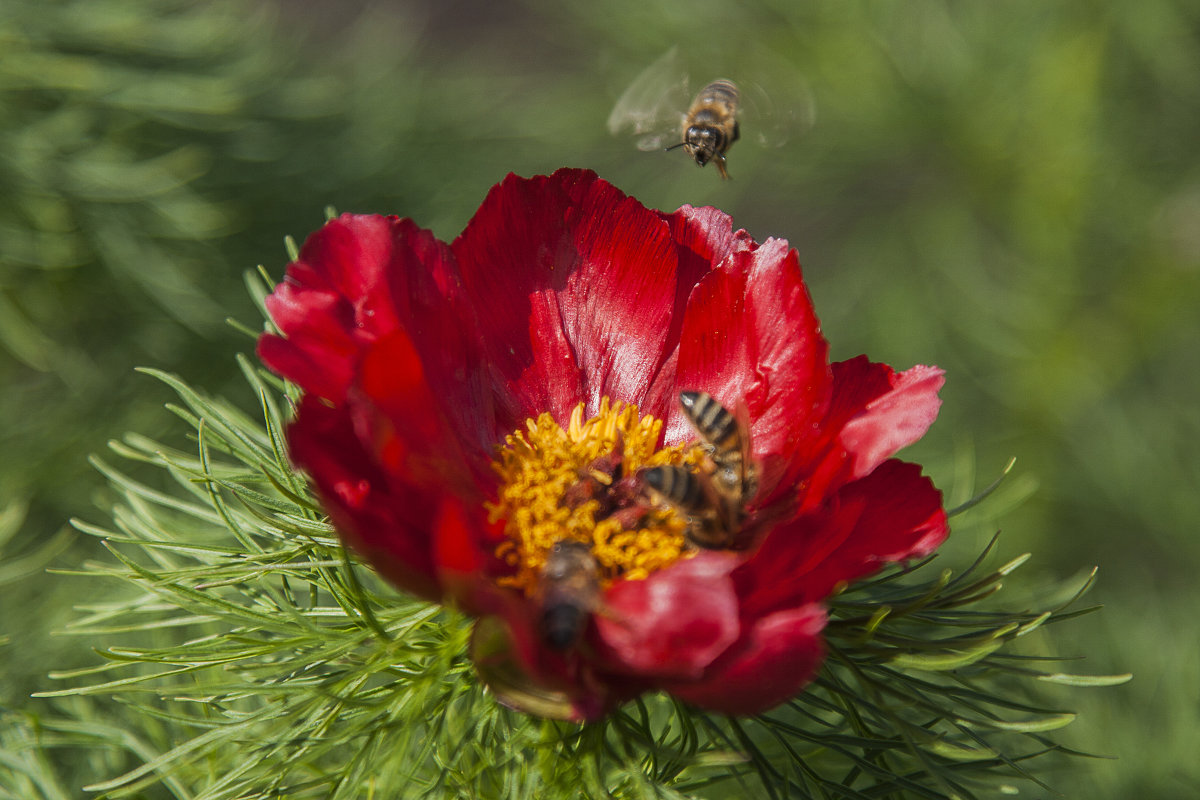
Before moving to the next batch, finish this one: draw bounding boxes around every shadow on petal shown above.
[471,615,579,721]
[665,604,827,715]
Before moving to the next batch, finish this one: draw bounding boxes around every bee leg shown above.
[732,120,741,144]
[715,155,731,180]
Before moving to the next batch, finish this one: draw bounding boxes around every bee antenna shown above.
[664,142,688,152]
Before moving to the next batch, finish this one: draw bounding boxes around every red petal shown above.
[257,328,351,407]
[839,362,944,480]
[818,460,948,577]
[353,329,493,493]
[293,215,404,335]
[595,553,742,680]
[287,396,441,602]
[661,205,757,278]
[259,215,409,402]
[642,205,752,419]
[356,331,444,452]
[658,206,750,339]
[736,460,948,614]
[377,221,500,457]
[432,497,502,616]
[665,604,826,715]
[795,359,944,513]
[670,239,832,502]
[452,169,681,427]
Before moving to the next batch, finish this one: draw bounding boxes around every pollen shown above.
[487,398,702,596]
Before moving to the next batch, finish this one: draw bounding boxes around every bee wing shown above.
[744,81,816,148]
[633,129,678,152]
[633,131,681,153]
[607,46,690,149]
[733,399,759,501]
[737,52,817,149]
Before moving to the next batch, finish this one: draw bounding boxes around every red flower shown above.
[258,168,948,720]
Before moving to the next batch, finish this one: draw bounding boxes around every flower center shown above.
[487,398,703,596]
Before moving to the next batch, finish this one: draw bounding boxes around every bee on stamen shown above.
[641,391,758,550]
[538,540,602,651]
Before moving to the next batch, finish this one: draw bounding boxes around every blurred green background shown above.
[2,0,1197,796]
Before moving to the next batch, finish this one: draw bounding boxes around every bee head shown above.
[683,126,719,164]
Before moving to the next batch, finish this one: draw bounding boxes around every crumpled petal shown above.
[258,215,409,403]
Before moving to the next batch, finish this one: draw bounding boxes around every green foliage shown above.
[1,0,264,505]
[0,0,428,713]
[3,300,1121,798]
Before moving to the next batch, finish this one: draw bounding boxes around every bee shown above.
[641,391,758,549]
[679,390,756,499]
[641,464,730,548]
[607,47,815,179]
[538,540,602,651]
[666,80,740,179]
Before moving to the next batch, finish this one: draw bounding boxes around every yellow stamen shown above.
[487,398,702,596]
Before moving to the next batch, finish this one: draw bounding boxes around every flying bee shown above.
[538,540,602,651]
[607,47,815,179]
[641,391,758,550]
[666,79,740,179]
